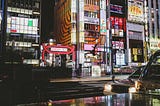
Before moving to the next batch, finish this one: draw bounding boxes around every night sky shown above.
[41,0,55,43]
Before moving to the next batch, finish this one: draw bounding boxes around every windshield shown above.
[146,55,160,79]
[129,66,145,79]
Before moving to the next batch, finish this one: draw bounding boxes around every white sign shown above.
[92,65,101,77]
[51,47,68,52]
[116,51,125,65]
[84,16,99,25]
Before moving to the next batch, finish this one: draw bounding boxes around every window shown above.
[149,56,160,78]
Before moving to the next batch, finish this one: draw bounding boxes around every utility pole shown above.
[106,0,113,75]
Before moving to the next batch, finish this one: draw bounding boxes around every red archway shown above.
[41,43,75,64]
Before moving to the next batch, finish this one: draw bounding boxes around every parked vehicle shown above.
[104,50,160,95]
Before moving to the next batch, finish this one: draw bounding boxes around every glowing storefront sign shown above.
[84,5,99,11]
[84,16,99,25]
[100,0,107,35]
[128,0,144,23]
[150,38,160,50]
[51,47,68,52]
[128,30,143,40]
[6,41,32,47]
[110,16,125,36]
[112,41,124,49]
[79,0,84,43]
[116,50,125,65]
[110,4,123,14]
[41,44,75,62]
[71,0,77,13]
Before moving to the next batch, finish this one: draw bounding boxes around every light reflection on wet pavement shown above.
[18,93,160,106]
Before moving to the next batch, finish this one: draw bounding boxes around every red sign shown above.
[42,44,75,62]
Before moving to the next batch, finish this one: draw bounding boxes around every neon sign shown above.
[110,4,123,14]
[128,0,144,23]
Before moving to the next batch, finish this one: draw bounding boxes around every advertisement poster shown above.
[128,0,144,23]
[100,0,107,35]
[92,65,101,77]
[116,50,125,66]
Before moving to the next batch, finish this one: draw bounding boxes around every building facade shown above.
[54,0,159,76]
[54,0,107,76]
[54,0,128,75]
[0,0,41,65]
[146,0,160,55]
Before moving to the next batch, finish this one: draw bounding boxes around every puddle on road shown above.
[16,93,160,106]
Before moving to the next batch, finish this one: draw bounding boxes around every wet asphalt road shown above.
[0,80,106,106]
[15,93,160,106]
[1,80,160,106]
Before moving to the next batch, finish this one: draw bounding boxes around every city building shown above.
[126,0,146,66]
[0,0,41,65]
[110,0,127,71]
[53,0,106,76]
[1,0,160,78]
[53,0,127,76]
[53,0,152,76]
[145,0,160,55]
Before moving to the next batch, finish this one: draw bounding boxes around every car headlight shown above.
[128,81,142,93]
[104,84,112,92]
[128,87,136,93]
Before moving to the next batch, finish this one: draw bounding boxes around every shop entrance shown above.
[41,43,75,78]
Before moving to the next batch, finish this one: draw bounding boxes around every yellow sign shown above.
[132,48,137,55]
[134,55,137,61]
[84,5,99,11]
[128,6,142,16]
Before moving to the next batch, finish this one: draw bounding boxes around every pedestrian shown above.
[77,64,82,78]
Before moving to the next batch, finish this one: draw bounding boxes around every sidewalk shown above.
[49,74,129,83]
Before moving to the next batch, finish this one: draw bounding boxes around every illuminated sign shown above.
[79,0,84,43]
[41,44,75,62]
[116,50,125,65]
[7,7,33,15]
[84,44,104,52]
[128,0,144,23]
[110,4,123,14]
[71,0,77,13]
[100,0,107,35]
[7,16,38,34]
[6,41,32,47]
[128,31,143,40]
[51,47,68,52]
[150,38,160,50]
[84,16,99,25]
[110,16,125,36]
[112,41,124,49]
[129,6,142,15]
[84,5,99,11]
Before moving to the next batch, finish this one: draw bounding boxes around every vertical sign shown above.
[79,0,84,43]
[71,0,77,44]
[100,0,107,35]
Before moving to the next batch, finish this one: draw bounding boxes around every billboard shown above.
[128,0,144,23]
[110,4,123,14]
[150,37,160,50]
[7,16,38,34]
[110,16,125,37]
[100,0,107,35]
